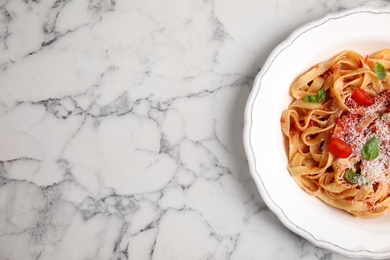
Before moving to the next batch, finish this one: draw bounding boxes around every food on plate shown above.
[281,49,390,217]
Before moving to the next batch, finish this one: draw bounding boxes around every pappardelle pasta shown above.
[281,49,390,217]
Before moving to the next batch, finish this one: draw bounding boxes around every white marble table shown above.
[1,1,389,259]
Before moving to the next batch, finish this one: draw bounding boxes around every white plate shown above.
[244,7,390,259]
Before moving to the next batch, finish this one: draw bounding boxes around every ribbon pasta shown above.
[281,49,390,217]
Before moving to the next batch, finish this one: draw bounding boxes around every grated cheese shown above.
[333,90,390,184]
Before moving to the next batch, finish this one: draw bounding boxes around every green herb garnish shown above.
[362,136,380,161]
[375,63,387,80]
[345,169,369,185]
[304,89,326,103]
[380,113,388,120]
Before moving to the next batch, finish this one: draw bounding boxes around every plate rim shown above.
[243,6,390,259]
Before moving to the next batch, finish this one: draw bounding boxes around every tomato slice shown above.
[351,88,374,106]
[328,138,352,158]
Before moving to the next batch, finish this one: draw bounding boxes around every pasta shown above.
[281,49,390,217]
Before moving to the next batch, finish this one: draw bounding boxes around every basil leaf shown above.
[380,113,388,120]
[345,169,369,185]
[317,88,326,102]
[304,95,314,103]
[362,136,380,160]
[375,63,386,80]
[304,89,326,103]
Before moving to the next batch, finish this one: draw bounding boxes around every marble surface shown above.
[1,0,390,259]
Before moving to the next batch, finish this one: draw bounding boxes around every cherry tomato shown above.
[328,138,352,158]
[351,88,374,106]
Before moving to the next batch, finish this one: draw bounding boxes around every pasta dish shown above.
[281,49,390,217]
